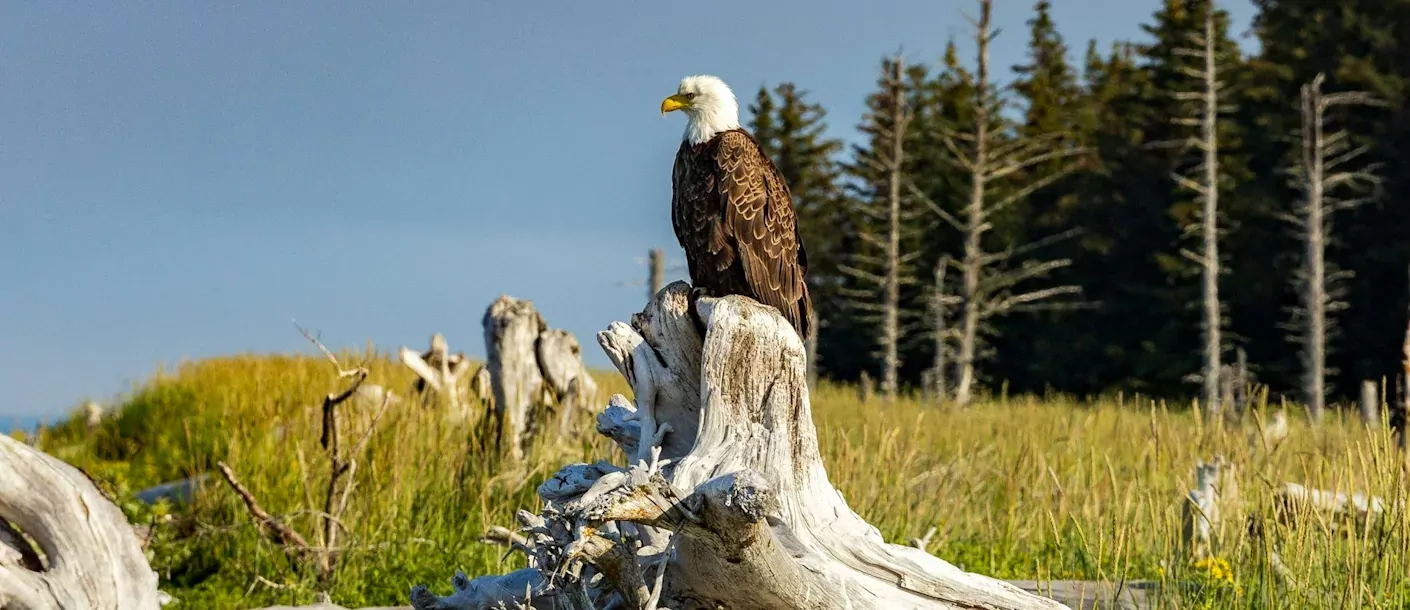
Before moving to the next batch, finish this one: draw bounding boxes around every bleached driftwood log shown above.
[412,282,1065,610]
[400,333,473,414]
[0,434,162,609]
[1275,482,1391,526]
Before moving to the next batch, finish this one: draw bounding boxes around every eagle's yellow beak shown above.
[661,94,690,116]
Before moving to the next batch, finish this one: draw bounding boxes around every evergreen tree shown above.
[1117,0,1249,399]
[1248,0,1410,399]
[752,0,1410,407]
[1012,2,1081,142]
[990,2,1092,391]
[747,83,847,378]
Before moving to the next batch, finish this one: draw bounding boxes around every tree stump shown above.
[536,328,599,437]
[483,296,551,460]
[412,282,1064,610]
[0,434,162,609]
[483,295,599,458]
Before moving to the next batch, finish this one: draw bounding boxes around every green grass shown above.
[23,353,1410,608]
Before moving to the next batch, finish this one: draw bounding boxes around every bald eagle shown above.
[661,75,812,338]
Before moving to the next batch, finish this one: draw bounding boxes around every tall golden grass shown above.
[26,353,1410,608]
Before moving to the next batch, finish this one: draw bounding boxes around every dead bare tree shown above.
[840,54,919,403]
[1280,73,1385,422]
[647,248,665,300]
[926,255,959,403]
[1169,2,1233,416]
[913,0,1086,405]
[216,325,392,593]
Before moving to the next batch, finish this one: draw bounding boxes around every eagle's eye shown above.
[684,92,697,100]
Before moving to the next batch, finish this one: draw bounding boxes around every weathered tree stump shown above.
[536,328,599,437]
[483,296,551,460]
[412,282,1064,610]
[483,295,599,458]
[0,434,162,609]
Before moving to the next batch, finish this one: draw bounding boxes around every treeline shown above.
[749,0,1410,409]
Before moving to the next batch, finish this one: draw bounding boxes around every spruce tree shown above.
[991,1,1091,390]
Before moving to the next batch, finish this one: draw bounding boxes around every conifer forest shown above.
[751,0,1410,414]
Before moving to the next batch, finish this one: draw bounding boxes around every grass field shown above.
[20,352,1410,609]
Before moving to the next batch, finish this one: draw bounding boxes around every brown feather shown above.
[671,128,812,338]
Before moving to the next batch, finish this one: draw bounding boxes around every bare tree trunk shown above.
[483,295,549,460]
[1181,458,1223,559]
[930,257,952,403]
[412,282,1066,610]
[1234,347,1248,415]
[1302,78,1326,421]
[954,1,993,408]
[922,0,1088,406]
[536,328,599,438]
[1362,380,1380,429]
[805,308,819,388]
[1198,6,1223,418]
[648,248,665,300]
[399,333,472,415]
[1290,74,1385,423]
[881,57,905,403]
[840,55,925,402]
[1168,4,1230,417]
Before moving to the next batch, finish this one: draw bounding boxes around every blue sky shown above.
[0,1,1258,421]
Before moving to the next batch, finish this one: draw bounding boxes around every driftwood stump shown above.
[484,295,551,459]
[483,295,598,458]
[0,434,162,609]
[412,282,1064,610]
[536,329,599,437]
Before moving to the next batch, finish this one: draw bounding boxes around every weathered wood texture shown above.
[0,433,162,610]
[399,333,472,415]
[483,295,551,459]
[536,328,599,437]
[482,295,598,457]
[1008,581,1157,610]
[412,282,1065,609]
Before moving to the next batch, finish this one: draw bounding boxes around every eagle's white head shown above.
[661,75,741,145]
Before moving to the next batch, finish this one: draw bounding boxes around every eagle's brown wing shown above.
[671,142,735,284]
[713,130,811,336]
